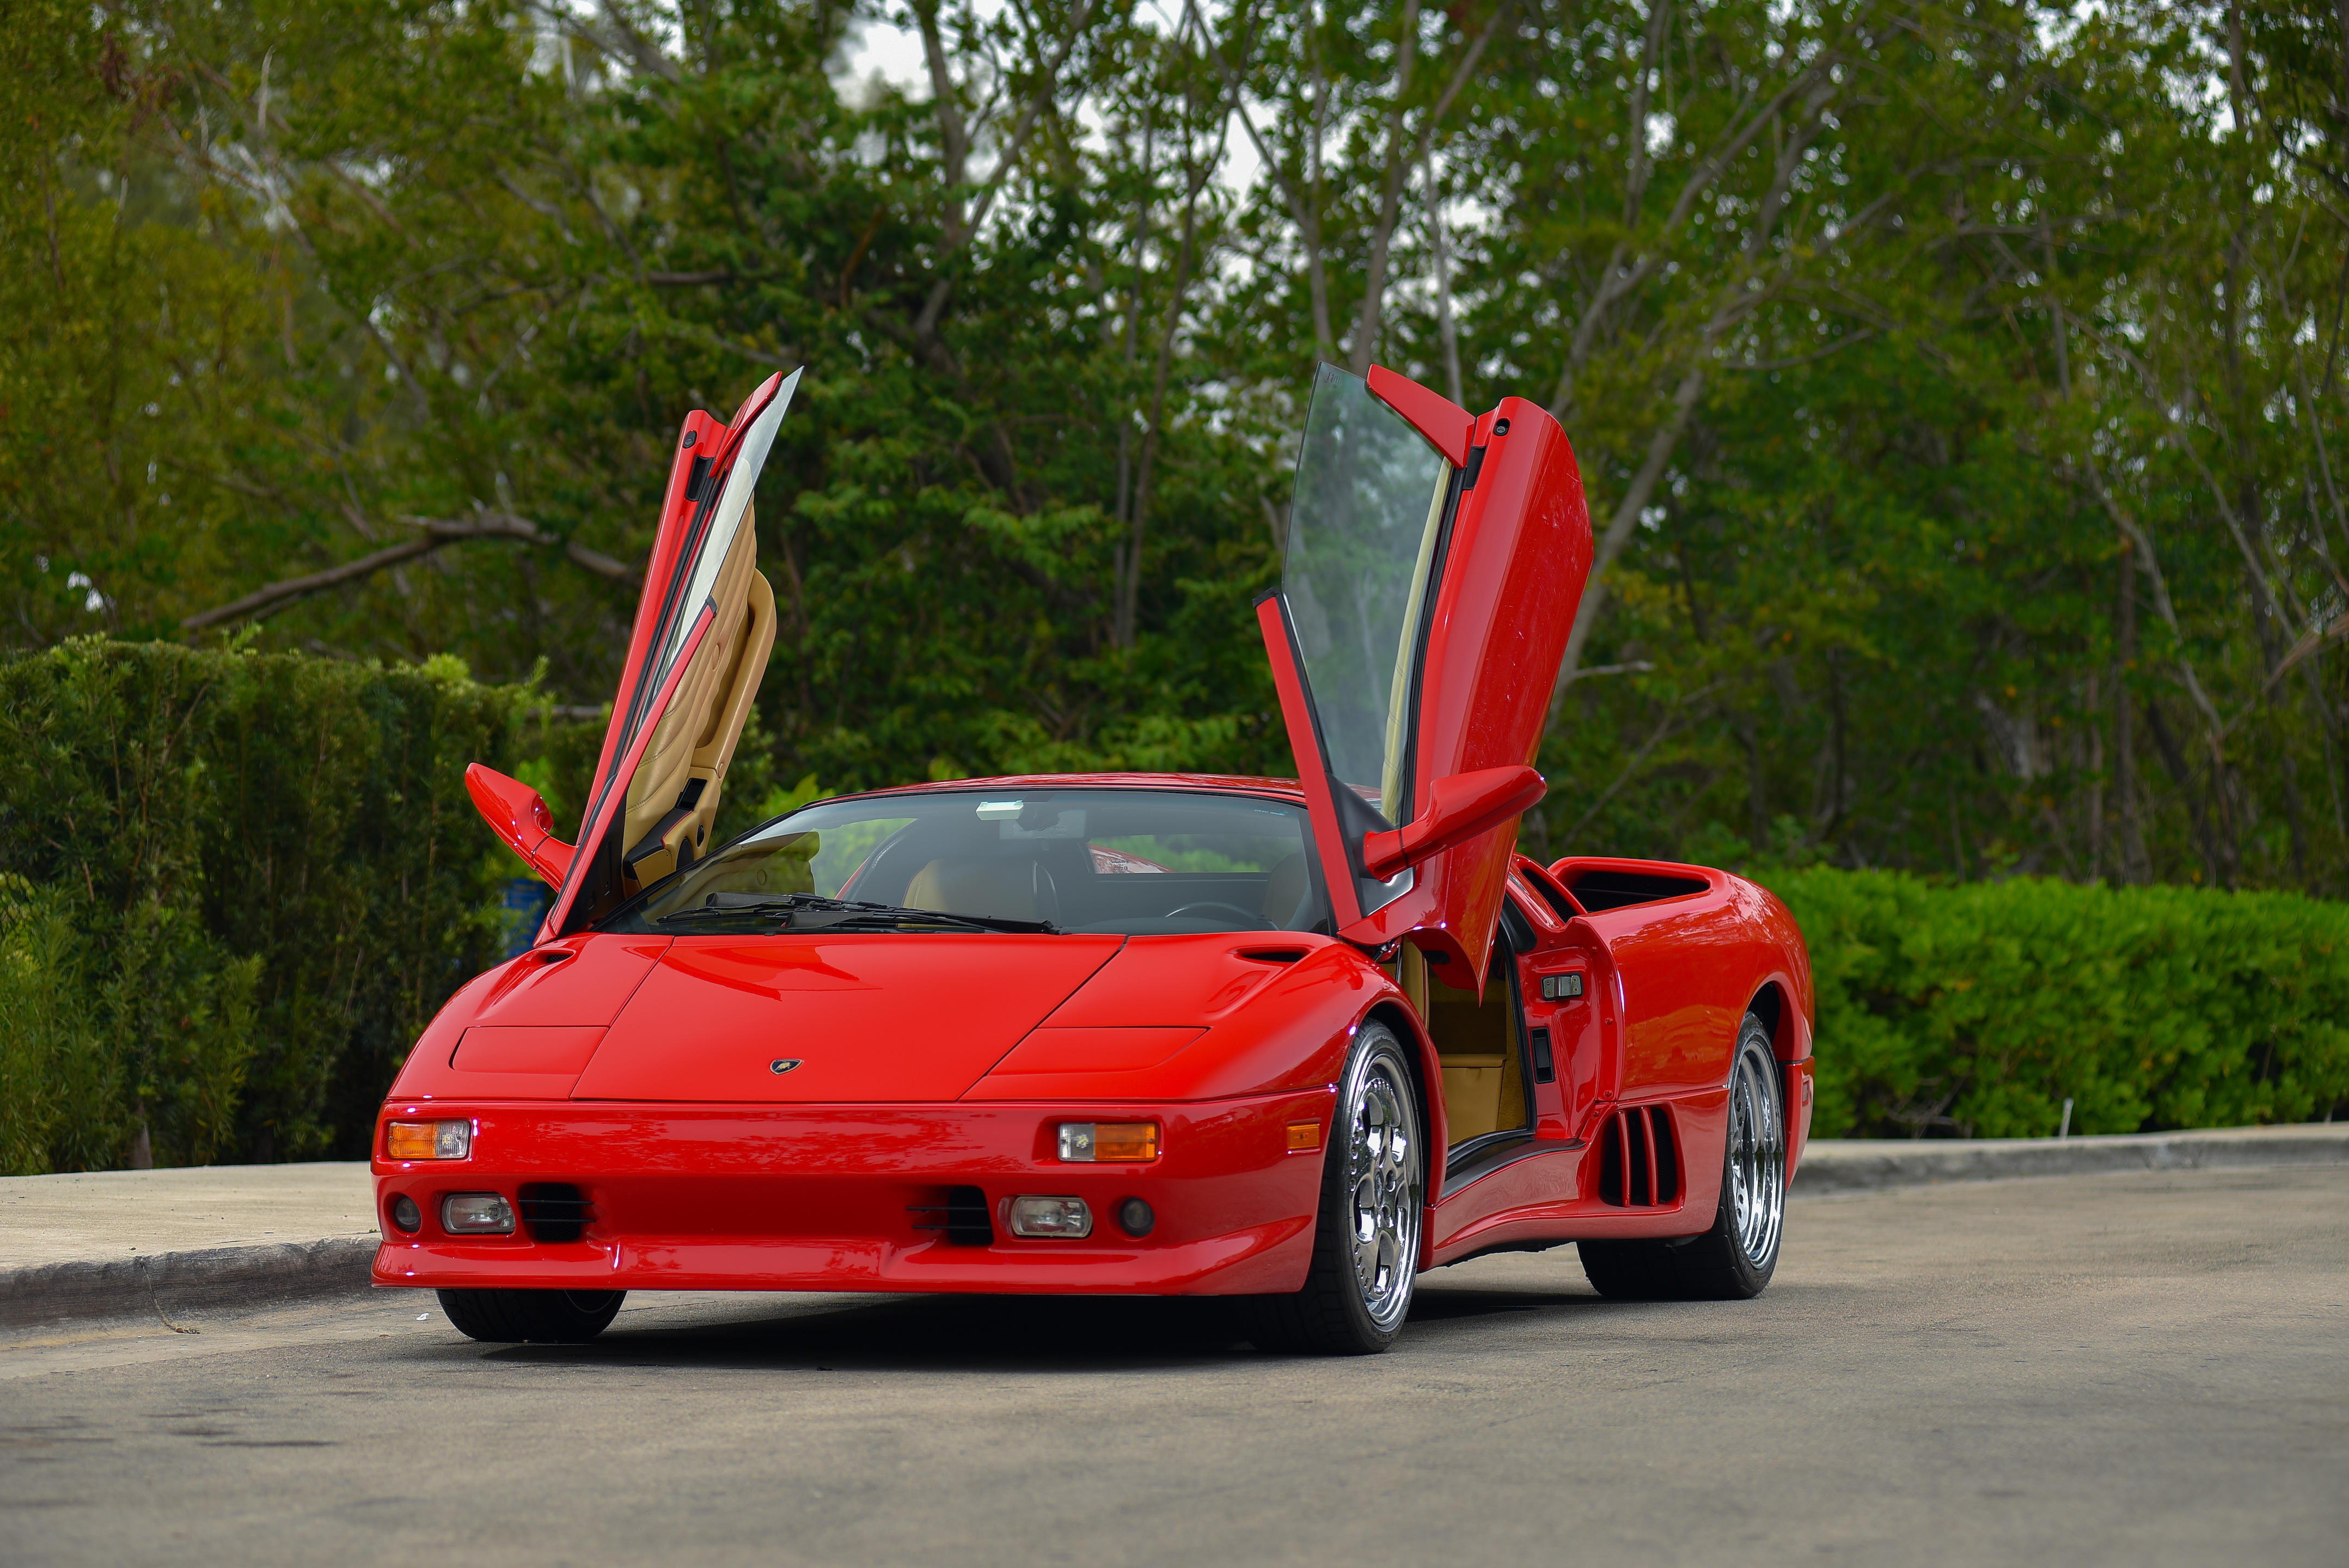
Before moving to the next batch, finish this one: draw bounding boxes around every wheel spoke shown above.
[1337,1057,1422,1332]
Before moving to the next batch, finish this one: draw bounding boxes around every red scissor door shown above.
[1258,364,1593,990]
[543,369,800,936]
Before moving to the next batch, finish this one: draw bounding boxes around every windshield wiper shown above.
[654,892,1058,934]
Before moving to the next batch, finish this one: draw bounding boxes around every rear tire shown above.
[1580,1013,1785,1302]
[1244,1021,1425,1355]
[437,1288,626,1344]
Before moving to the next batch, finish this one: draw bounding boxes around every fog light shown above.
[386,1119,470,1160]
[1007,1196,1092,1238]
[389,1195,421,1234]
[1056,1122,1158,1162]
[1117,1197,1154,1238]
[442,1192,515,1235]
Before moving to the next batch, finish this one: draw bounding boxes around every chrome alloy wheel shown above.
[1342,1039,1423,1332]
[1725,1038,1787,1268]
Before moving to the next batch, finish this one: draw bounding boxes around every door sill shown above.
[1439,1134,1583,1198]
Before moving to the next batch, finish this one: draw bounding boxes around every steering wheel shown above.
[1164,901,1270,927]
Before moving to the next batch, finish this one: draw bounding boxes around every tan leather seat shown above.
[904,857,1054,922]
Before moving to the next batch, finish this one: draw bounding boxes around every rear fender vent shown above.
[1595,1107,1681,1208]
[909,1185,994,1246]
[518,1183,595,1243]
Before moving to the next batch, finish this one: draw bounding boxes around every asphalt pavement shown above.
[3,1163,2343,1566]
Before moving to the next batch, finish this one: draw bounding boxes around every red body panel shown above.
[374,781,1812,1297]
[375,1092,1329,1296]
[573,935,1122,1102]
[1338,397,1594,987]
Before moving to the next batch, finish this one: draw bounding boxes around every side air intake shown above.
[1596,1106,1681,1208]
[518,1183,595,1242]
[908,1185,995,1246]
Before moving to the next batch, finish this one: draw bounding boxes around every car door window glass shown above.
[1283,364,1455,823]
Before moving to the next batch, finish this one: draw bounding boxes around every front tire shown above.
[1245,1021,1426,1355]
[437,1288,626,1344]
[1581,1013,1786,1301]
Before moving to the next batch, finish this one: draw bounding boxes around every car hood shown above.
[569,934,1125,1102]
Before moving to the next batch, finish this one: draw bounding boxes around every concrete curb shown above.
[0,1237,380,1333]
[1793,1124,2349,1195]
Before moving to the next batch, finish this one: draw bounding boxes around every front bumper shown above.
[370,1091,1330,1296]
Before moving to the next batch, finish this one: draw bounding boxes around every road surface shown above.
[4,1165,2342,1565]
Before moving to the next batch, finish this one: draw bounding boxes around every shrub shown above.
[0,639,536,1168]
[1761,869,2349,1138]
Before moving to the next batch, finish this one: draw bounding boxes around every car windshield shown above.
[601,788,1331,935]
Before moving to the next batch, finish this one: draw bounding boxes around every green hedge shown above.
[1762,869,2349,1139]
[0,639,541,1172]
[5,641,2346,1171]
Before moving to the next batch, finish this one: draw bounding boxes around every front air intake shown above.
[1595,1107,1681,1208]
[908,1185,994,1246]
[518,1183,595,1242]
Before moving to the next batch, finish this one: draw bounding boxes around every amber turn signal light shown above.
[1286,1120,1322,1152]
[385,1119,470,1160]
[1056,1122,1158,1162]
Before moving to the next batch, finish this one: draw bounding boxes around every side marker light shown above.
[442,1193,515,1235]
[386,1119,471,1160]
[1286,1120,1322,1152]
[1007,1197,1092,1238]
[1057,1122,1158,1162]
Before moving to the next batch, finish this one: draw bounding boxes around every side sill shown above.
[1438,1135,1583,1200]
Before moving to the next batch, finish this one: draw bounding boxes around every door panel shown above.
[1259,365,1593,990]
[619,516,778,887]
[546,369,800,935]
[1341,391,1594,983]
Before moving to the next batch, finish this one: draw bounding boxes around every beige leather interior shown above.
[1398,939,1528,1147]
[622,505,777,890]
[904,857,1054,922]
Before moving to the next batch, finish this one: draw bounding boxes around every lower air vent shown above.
[908,1185,994,1247]
[518,1183,595,1242]
[1595,1107,1681,1208]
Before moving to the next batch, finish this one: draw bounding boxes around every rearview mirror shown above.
[1361,765,1546,881]
[465,763,577,889]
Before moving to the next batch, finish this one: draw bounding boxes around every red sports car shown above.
[376,364,1815,1354]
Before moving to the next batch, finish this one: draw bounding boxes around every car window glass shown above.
[1282,364,1454,822]
[602,789,1331,935]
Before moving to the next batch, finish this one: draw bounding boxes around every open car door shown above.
[1257,364,1592,990]
[531,369,798,937]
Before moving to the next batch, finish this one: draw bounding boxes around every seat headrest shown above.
[904,857,1049,922]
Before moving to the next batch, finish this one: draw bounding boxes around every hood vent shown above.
[1596,1106,1680,1208]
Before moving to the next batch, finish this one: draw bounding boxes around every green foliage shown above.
[0,639,534,1166]
[0,877,117,1175]
[1763,869,2349,1140]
